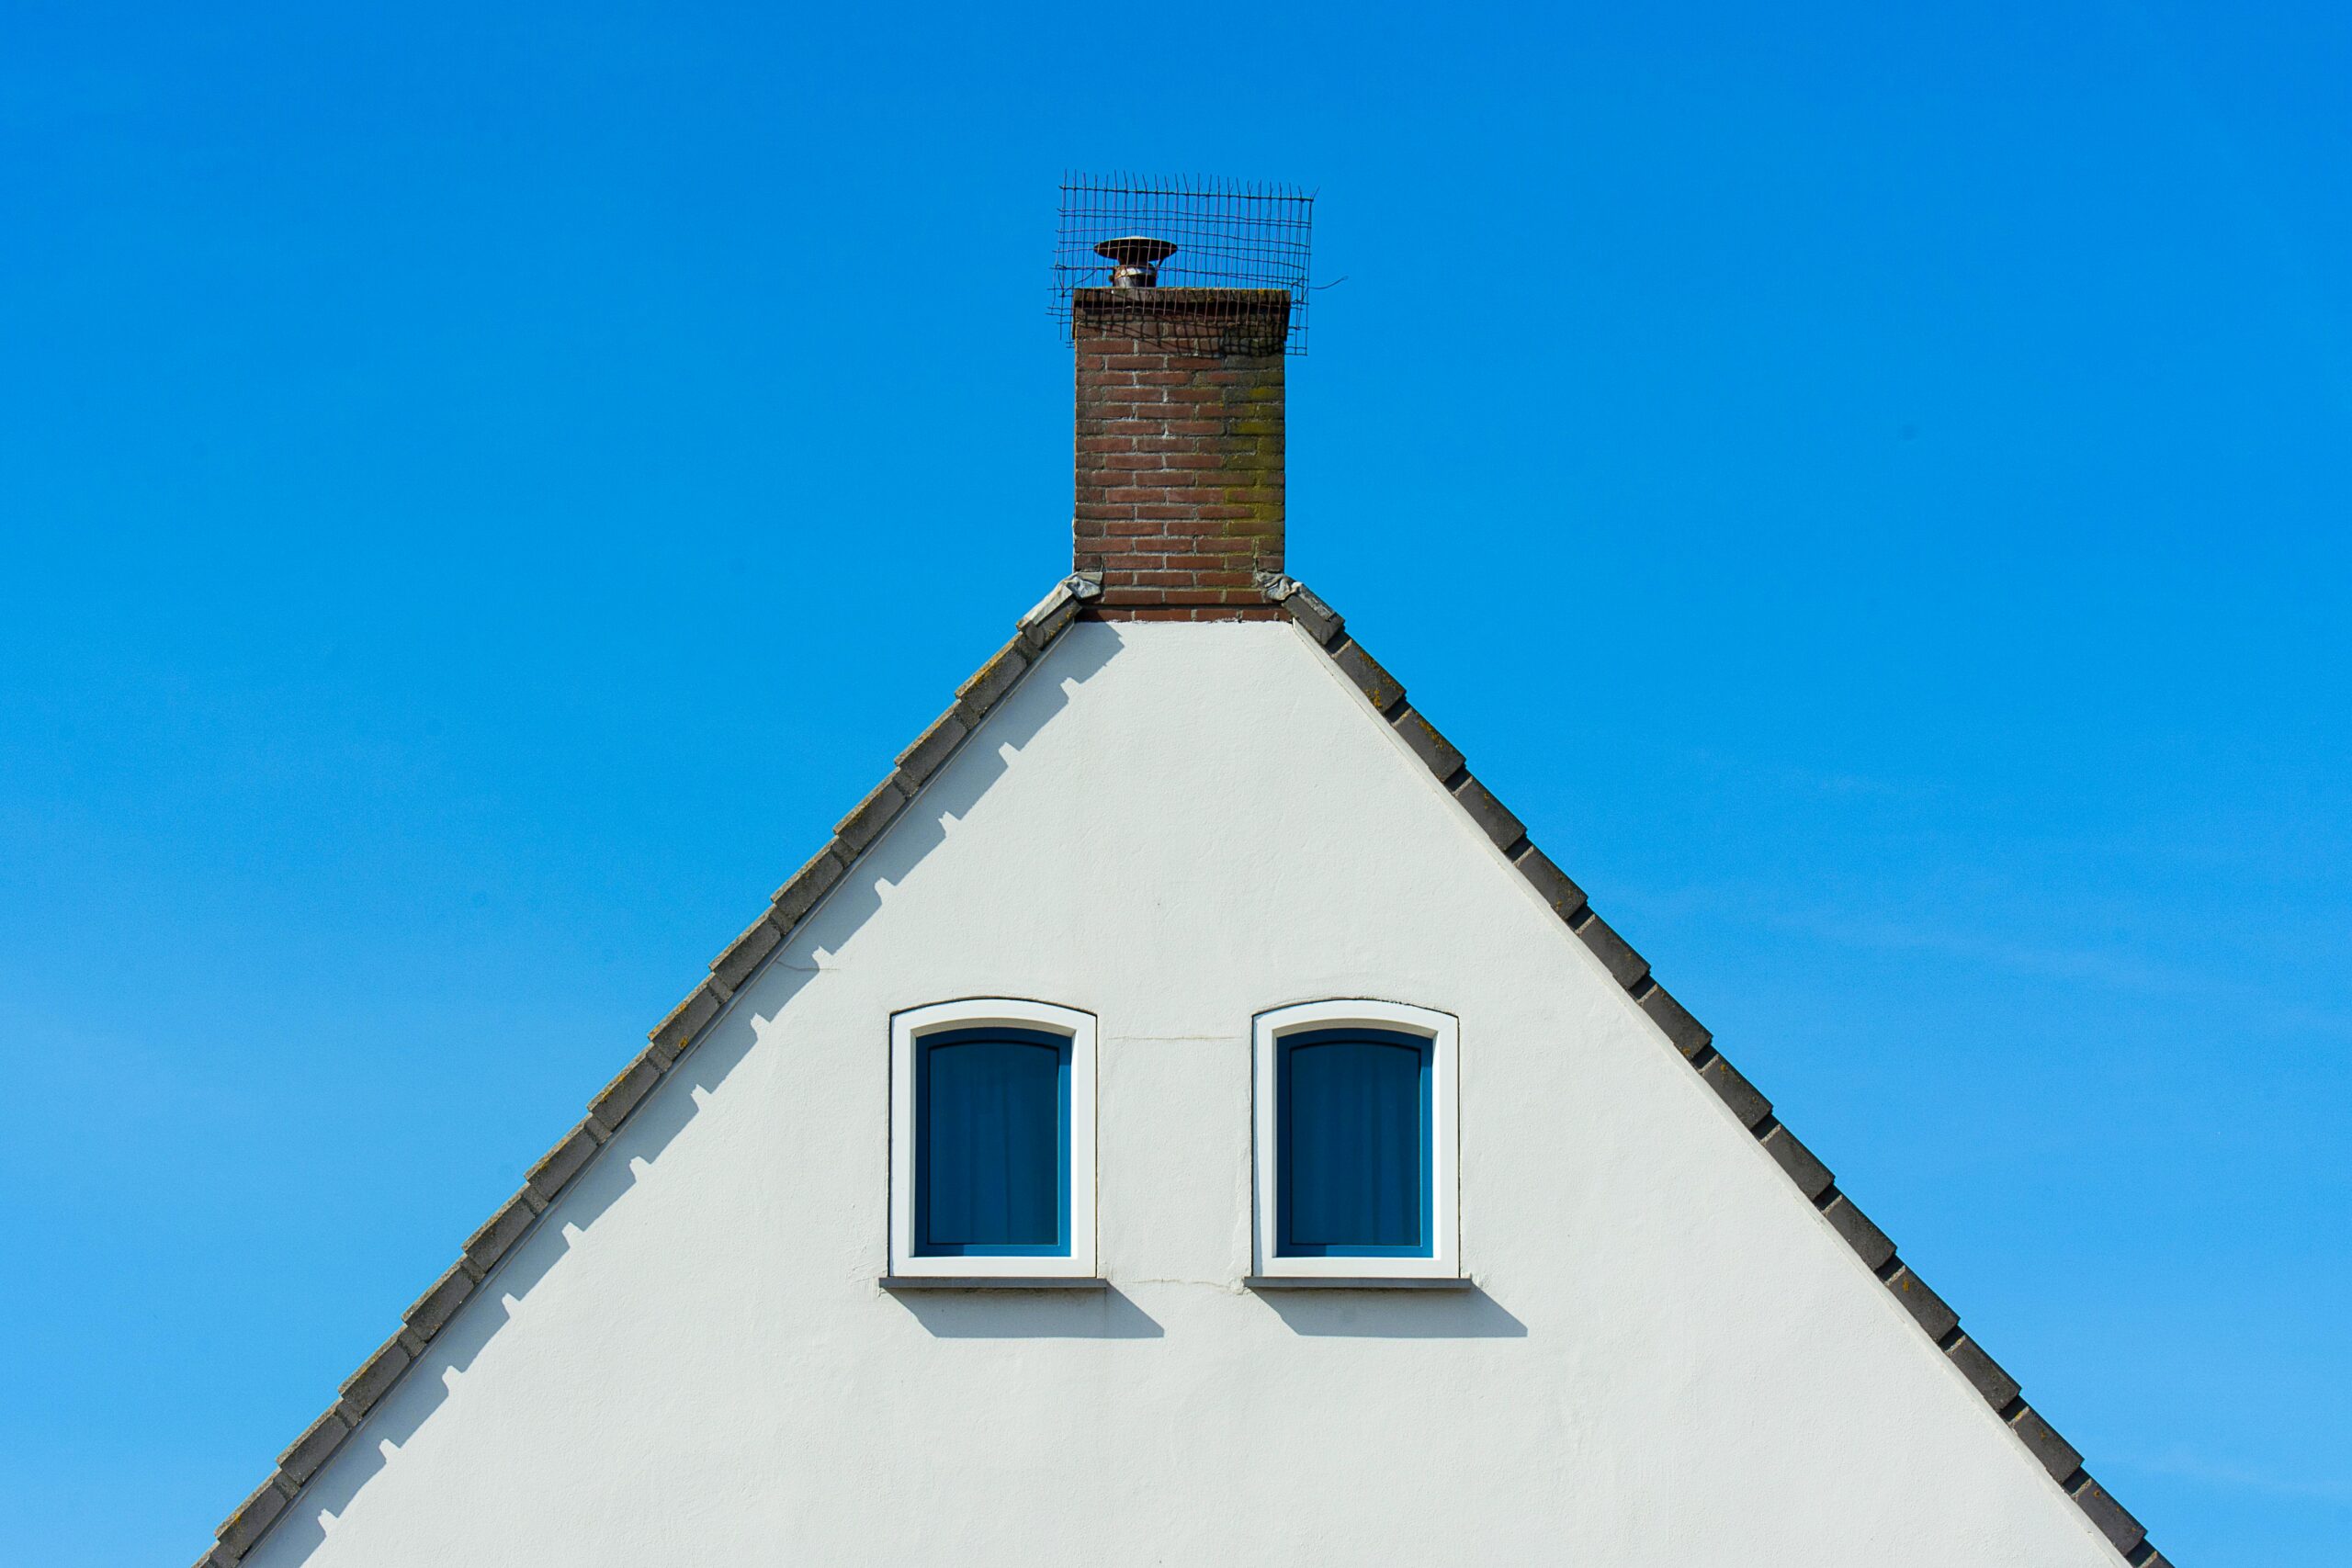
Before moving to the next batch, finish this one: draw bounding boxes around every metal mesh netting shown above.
[1053,174,1315,355]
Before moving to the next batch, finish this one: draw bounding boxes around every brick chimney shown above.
[1072,287,1291,621]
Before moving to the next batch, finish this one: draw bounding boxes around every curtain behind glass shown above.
[920,1034,1063,1249]
[1284,1036,1424,1249]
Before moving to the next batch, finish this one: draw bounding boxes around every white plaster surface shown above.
[247,621,2126,1567]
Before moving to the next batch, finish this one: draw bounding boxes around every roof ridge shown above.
[198,570,2170,1568]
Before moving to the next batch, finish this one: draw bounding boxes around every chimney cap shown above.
[1055,175,1315,352]
[1094,236,1179,266]
[1095,235,1178,288]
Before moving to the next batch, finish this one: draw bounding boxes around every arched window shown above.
[916,1028,1067,1255]
[1278,1029,1431,1255]
[889,999,1097,1279]
[1254,1000,1459,1280]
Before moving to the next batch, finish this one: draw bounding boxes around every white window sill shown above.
[879,1275,1107,1292]
[1245,1275,1475,1292]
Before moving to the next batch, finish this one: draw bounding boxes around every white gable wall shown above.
[247,620,2124,1566]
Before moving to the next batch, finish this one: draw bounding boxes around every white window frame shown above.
[1252,998,1461,1280]
[889,998,1098,1279]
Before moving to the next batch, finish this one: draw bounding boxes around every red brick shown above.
[1073,290,1286,606]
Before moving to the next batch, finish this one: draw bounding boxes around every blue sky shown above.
[4,2,2346,1561]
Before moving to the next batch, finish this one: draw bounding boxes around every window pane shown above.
[1282,1033,1427,1252]
[918,1031,1066,1253]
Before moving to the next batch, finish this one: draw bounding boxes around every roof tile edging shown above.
[205,569,2162,1567]
[196,574,1102,1566]
[1260,572,2165,1568]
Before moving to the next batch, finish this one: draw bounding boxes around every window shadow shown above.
[887,1285,1165,1339]
[1252,1286,1528,1339]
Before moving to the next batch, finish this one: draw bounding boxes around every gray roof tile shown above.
[200,575,2169,1566]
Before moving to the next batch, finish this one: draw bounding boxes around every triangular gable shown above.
[198,573,2169,1568]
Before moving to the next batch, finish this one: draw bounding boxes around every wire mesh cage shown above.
[1053,174,1315,355]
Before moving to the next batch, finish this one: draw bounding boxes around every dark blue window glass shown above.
[914,1027,1070,1257]
[1276,1028,1433,1257]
